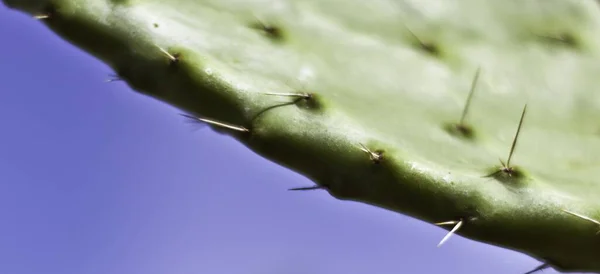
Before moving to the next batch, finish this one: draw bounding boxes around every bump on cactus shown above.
[3,0,600,272]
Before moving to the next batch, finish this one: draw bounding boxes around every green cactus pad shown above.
[4,0,600,272]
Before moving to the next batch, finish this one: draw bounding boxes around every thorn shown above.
[179,114,249,133]
[482,158,507,178]
[401,23,437,54]
[261,92,312,100]
[404,25,426,48]
[561,209,600,225]
[523,263,550,274]
[156,46,178,63]
[33,14,50,20]
[485,104,528,177]
[252,14,268,28]
[506,104,527,168]
[482,168,502,178]
[436,219,464,247]
[105,74,122,83]
[458,67,481,127]
[434,220,460,226]
[539,34,566,42]
[288,185,326,191]
[251,14,281,37]
[561,209,600,234]
[533,32,576,46]
[180,113,209,131]
[358,143,383,163]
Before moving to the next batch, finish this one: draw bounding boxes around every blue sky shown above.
[0,5,562,274]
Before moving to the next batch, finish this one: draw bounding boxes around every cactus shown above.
[4,0,600,272]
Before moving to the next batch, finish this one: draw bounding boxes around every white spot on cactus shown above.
[272,0,288,12]
[405,0,455,18]
[298,66,314,82]
[442,173,452,184]
[204,68,213,75]
[236,83,248,91]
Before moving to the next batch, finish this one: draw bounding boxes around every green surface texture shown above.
[4,0,600,272]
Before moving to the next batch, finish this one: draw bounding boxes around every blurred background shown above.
[0,5,564,274]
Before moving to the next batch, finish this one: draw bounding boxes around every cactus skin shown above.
[4,0,600,272]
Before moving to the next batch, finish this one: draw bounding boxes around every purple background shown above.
[0,5,564,274]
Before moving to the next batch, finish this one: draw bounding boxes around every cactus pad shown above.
[4,0,600,272]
